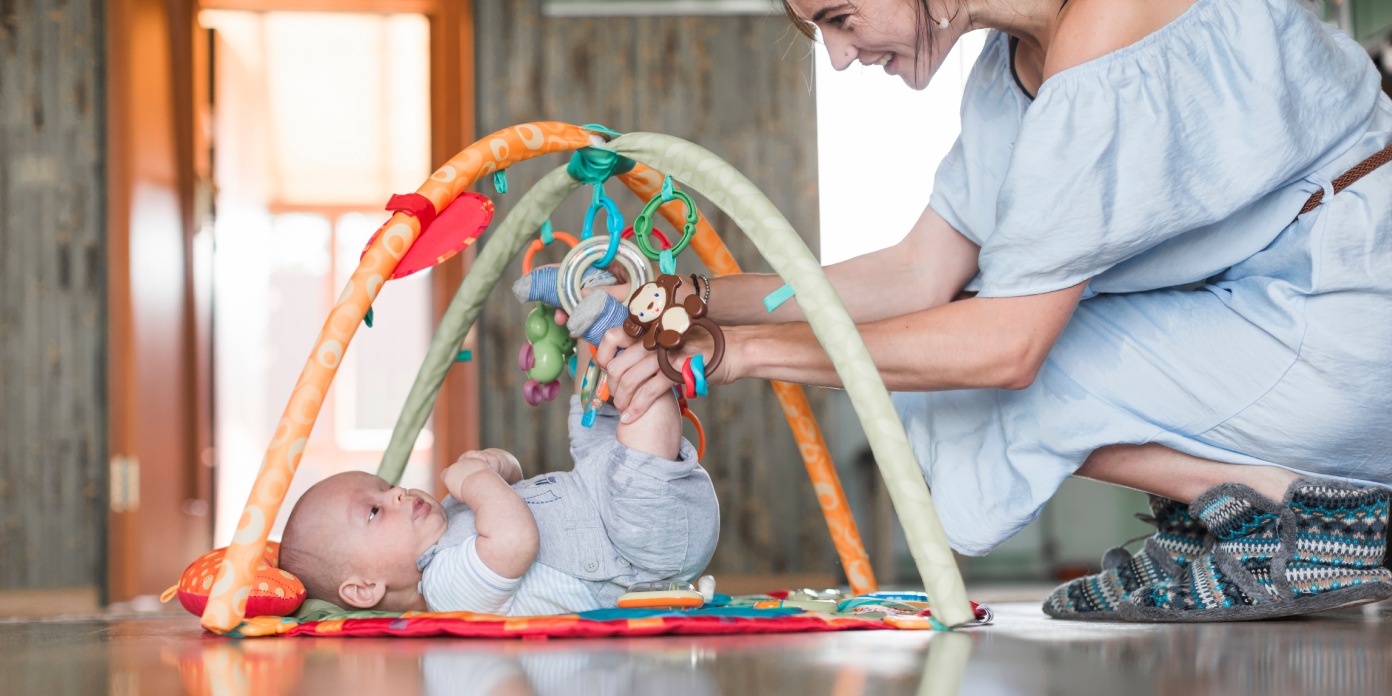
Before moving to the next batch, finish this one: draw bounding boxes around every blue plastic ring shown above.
[595,230,622,268]
[582,193,625,241]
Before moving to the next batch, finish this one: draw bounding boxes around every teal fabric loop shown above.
[540,220,555,245]
[493,170,509,194]
[580,123,624,140]
[567,147,636,186]
[660,175,675,202]
[659,249,676,275]
[692,353,708,396]
[364,306,375,328]
[455,350,472,363]
[763,283,796,313]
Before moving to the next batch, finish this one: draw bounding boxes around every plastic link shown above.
[631,188,698,259]
[681,359,697,399]
[582,191,626,240]
[692,354,708,396]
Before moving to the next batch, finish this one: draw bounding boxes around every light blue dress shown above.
[895,0,1392,555]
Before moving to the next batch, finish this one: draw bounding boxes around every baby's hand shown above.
[452,448,523,485]
[440,450,539,580]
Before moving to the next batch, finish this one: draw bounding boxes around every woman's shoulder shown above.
[1037,0,1353,96]
[1044,0,1199,82]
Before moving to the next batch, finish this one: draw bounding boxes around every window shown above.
[203,10,435,544]
[814,31,986,264]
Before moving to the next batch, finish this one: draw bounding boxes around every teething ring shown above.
[556,236,654,314]
[521,231,579,274]
[656,317,724,384]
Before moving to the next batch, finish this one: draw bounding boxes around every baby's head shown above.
[279,471,448,611]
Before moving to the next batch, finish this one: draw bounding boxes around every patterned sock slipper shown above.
[1043,495,1209,621]
[1119,478,1392,622]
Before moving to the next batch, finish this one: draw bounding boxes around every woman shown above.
[597,0,1392,621]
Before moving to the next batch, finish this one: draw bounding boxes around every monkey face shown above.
[627,281,669,325]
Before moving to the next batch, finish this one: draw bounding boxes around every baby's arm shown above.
[440,449,538,578]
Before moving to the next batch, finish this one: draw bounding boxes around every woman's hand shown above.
[594,324,736,423]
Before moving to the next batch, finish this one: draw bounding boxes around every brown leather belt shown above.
[1297,141,1392,217]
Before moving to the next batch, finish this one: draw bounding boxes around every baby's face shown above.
[307,472,449,582]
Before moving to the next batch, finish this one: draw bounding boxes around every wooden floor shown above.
[2,592,1390,696]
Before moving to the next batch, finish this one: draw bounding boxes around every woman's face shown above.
[787,0,956,90]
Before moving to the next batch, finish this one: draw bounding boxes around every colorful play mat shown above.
[181,122,976,636]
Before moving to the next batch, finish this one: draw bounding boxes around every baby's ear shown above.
[338,577,386,610]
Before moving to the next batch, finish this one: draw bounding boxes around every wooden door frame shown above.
[106,0,211,601]
[107,0,475,600]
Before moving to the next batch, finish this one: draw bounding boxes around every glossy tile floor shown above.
[4,597,1390,696]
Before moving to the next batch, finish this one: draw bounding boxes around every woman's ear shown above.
[338,577,386,609]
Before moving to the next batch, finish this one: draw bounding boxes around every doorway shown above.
[200,8,445,545]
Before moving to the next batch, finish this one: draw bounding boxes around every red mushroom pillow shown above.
[162,541,306,618]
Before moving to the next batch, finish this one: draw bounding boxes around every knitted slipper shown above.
[1043,495,1209,621]
[1118,478,1392,622]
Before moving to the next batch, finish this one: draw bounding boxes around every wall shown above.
[474,2,844,583]
[0,0,108,590]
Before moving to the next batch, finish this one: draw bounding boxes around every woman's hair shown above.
[779,1,942,85]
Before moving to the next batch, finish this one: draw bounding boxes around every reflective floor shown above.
[4,599,1390,696]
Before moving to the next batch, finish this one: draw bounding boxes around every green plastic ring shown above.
[631,188,698,259]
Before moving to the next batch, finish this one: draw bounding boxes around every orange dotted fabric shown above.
[176,541,305,618]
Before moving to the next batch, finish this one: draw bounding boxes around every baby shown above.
[278,378,719,616]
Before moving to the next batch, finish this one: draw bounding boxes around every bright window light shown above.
[815,32,986,264]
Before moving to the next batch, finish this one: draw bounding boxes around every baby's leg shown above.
[574,425,719,582]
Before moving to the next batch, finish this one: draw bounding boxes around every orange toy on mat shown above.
[163,541,305,618]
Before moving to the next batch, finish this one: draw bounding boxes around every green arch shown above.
[378,133,973,627]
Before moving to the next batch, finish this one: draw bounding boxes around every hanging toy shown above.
[519,304,576,406]
[623,274,725,383]
[515,221,584,407]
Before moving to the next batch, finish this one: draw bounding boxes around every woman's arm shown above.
[730,282,1087,391]
[707,203,981,325]
[599,281,1087,420]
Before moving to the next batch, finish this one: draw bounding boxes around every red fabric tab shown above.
[386,192,438,231]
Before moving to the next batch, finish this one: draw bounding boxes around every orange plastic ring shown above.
[680,400,706,460]
[521,231,580,274]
